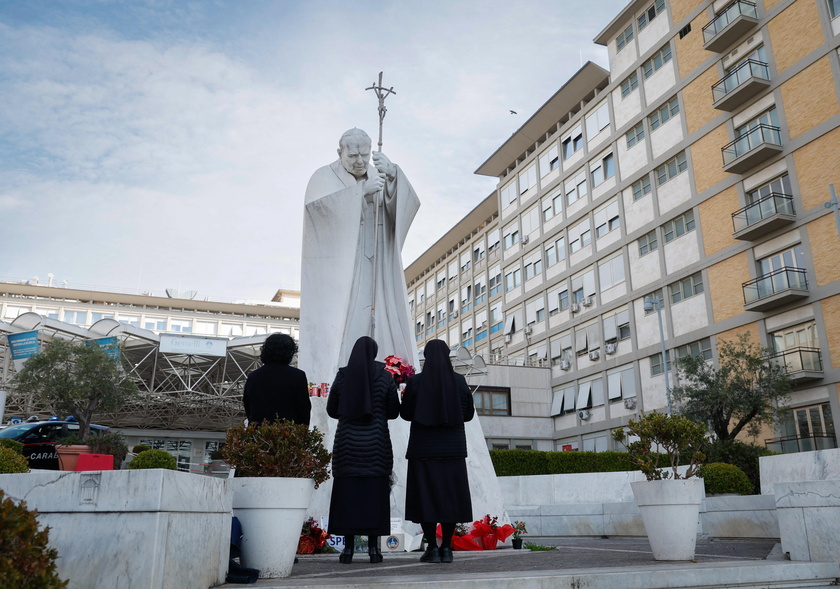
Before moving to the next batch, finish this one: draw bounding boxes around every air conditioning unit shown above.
[588,350,600,361]
[522,235,529,244]
[623,398,637,410]
[605,342,617,355]
[559,359,571,371]
[570,303,580,313]
[504,334,512,344]
[525,325,533,335]
[582,296,593,307]
[578,410,591,421]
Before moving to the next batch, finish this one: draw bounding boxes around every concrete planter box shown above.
[0,469,231,589]
[775,480,840,562]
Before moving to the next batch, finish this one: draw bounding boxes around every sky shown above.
[0,0,629,303]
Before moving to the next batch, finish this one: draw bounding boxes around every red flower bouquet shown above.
[297,517,331,554]
[469,514,514,550]
[384,355,415,384]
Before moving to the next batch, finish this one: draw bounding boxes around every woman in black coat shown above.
[243,333,311,425]
[326,336,400,564]
[400,339,475,564]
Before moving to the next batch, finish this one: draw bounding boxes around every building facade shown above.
[407,0,840,453]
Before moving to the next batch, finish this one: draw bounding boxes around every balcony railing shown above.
[712,59,771,111]
[732,192,795,240]
[703,0,759,52]
[769,346,823,382]
[722,124,782,174]
[742,266,808,311]
[765,434,837,454]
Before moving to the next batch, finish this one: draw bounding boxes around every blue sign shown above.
[87,337,120,360]
[7,331,40,362]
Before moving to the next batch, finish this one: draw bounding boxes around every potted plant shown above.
[87,430,129,470]
[12,339,138,470]
[469,514,515,550]
[612,411,707,561]
[222,420,331,578]
[511,520,527,549]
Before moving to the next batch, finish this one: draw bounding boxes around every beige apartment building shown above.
[406,0,840,453]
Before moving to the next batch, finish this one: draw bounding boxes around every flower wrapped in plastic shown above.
[383,355,416,384]
[297,517,331,554]
[469,514,515,549]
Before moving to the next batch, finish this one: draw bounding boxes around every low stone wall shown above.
[775,480,840,562]
[0,469,231,589]
[759,448,840,495]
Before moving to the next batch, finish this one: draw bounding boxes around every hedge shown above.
[490,449,671,477]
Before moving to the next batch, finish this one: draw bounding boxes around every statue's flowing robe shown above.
[300,159,420,385]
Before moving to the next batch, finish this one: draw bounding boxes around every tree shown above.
[12,339,138,441]
[670,333,791,441]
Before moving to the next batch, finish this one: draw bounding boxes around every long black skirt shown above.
[328,476,391,536]
[405,458,472,524]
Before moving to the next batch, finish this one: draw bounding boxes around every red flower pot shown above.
[481,533,498,550]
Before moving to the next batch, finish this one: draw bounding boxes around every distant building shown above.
[406,0,840,454]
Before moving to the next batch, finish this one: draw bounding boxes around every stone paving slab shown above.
[217,537,840,588]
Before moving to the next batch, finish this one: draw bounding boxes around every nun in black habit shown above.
[326,336,400,564]
[400,339,475,564]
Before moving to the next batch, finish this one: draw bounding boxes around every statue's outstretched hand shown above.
[362,172,386,198]
[372,152,396,180]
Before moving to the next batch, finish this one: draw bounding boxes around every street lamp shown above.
[644,295,672,415]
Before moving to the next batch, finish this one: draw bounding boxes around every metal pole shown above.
[655,298,673,415]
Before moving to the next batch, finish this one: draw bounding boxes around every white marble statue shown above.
[299,128,420,385]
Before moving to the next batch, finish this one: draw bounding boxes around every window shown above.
[144,317,166,331]
[525,296,546,325]
[585,101,611,140]
[650,350,672,375]
[539,144,560,177]
[575,321,601,355]
[638,0,665,30]
[649,96,679,131]
[608,365,637,401]
[655,151,687,186]
[35,307,59,319]
[523,252,543,281]
[460,251,471,273]
[674,337,713,361]
[663,209,695,242]
[571,268,596,304]
[519,164,537,195]
[545,234,566,266]
[829,0,839,19]
[562,125,584,159]
[503,223,520,249]
[759,245,805,275]
[558,289,570,310]
[220,323,244,336]
[501,180,517,205]
[565,169,588,207]
[642,43,672,79]
[616,24,634,51]
[542,189,563,222]
[638,229,658,256]
[621,72,639,99]
[632,175,651,200]
[551,385,577,416]
[473,387,510,416]
[90,312,114,323]
[170,318,192,333]
[669,272,704,304]
[474,278,487,304]
[626,122,645,148]
[487,229,500,254]
[118,314,141,327]
[599,254,626,289]
[737,106,780,139]
[520,206,540,238]
[747,174,792,204]
[473,243,485,263]
[569,218,592,253]
[603,308,631,342]
[595,199,621,238]
[591,153,615,187]
[63,310,88,325]
[489,265,502,296]
[504,268,521,291]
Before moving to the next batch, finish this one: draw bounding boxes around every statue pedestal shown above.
[307,397,508,548]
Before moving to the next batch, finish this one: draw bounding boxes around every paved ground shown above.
[220,537,783,587]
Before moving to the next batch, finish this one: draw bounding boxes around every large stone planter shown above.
[776,480,840,562]
[0,469,231,589]
[231,477,314,578]
[631,478,705,560]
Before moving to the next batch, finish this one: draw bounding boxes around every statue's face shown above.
[338,138,371,179]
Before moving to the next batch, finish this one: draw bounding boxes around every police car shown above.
[0,419,109,469]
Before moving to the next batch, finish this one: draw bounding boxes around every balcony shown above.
[765,433,837,454]
[732,192,796,240]
[712,60,771,111]
[722,124,782,174]
[742,266,808,311]
[703,0,759,53]
[769,346,824,383]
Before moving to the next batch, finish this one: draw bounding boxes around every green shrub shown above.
[128,449,177,470]
[701,440,773,494]
[132,444,151,454]
[0,439,24,455]
[0,490,68,588]
[699,462,753,495]
[0,447,29,474]
[490,449,673,477]
[88,430,129,470]
[223,420,331,487]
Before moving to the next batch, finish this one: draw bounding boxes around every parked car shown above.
[0,420,109,469]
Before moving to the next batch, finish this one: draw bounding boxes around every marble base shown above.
[0,470,231,589]
[307,398,508,540]
[703,494,780,539]
[760,448,840,495]
[775,480,840,562]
